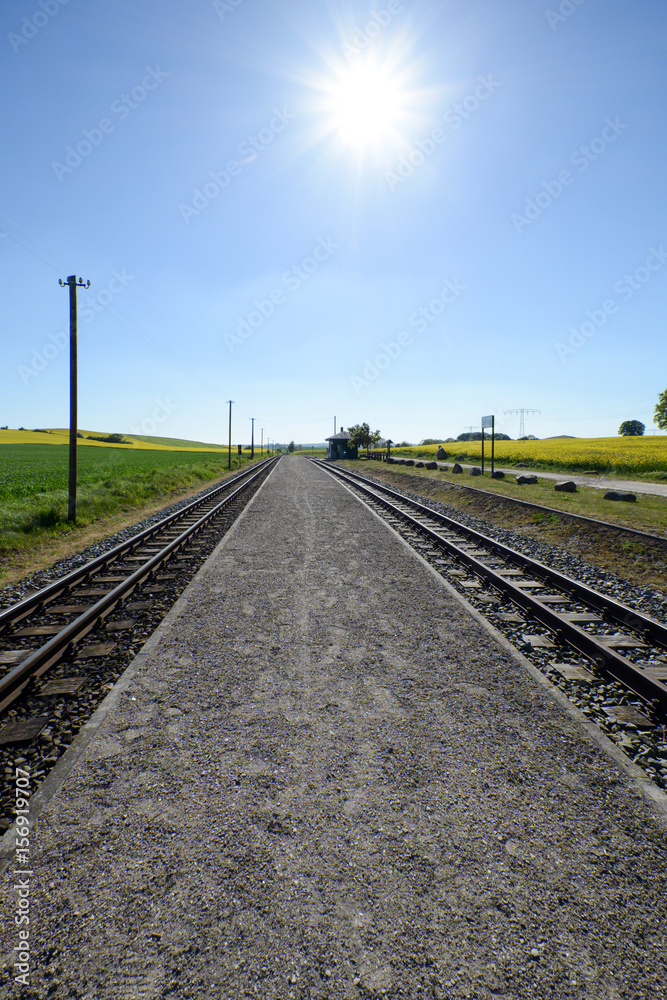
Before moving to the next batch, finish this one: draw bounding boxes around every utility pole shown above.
[250,417,255,459]
[504,408,540,439]
[261,428,264,456]
[227,400,234,469]
[59,274,90,523]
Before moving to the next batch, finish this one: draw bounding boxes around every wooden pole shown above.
[60,275,90,523]
[68,277,78,522]
[227,400,234,470]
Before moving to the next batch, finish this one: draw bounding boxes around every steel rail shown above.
[0,458,273,632]
[315,461,667,718]
[0,459,277,712]
[385,459,667,544]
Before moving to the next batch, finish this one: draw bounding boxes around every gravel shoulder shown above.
[2,456,666,1000]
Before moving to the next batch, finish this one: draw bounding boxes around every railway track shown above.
[0,457,278,828]
[314,459,667,787]
[384,458,667,544]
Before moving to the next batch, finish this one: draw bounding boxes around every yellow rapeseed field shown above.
[394,437,667,474]
[0,429,225,452]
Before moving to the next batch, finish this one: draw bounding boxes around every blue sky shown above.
[1,0,666,446]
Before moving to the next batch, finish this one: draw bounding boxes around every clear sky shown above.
[1,0,666,446]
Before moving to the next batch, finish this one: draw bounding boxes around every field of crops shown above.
[0,428,225,451]
[394,437,667,475]
[0,442,251,568]
[0,445,232,502]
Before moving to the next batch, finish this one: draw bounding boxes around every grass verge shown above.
[0,450,258,588]
[343,461,667,591]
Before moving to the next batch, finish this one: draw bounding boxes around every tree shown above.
[655,389,667,430]
[287,441,295,453]
[618,420,645,436]
[348,422,382,455]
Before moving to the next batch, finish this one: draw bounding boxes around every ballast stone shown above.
[604,490,637,503]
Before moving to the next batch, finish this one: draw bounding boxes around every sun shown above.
[325,60,406,153]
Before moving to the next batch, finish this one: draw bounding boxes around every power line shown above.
[505,408,540,438]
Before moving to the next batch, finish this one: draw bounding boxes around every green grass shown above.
[346,460,667,537]
[0,444,253,562]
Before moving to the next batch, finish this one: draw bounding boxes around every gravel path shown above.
[2,456,666,999]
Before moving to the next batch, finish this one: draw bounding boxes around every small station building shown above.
[325,429,358,460]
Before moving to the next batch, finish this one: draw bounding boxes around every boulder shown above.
[455,455,465,461]
[604,490,637,502]
[470,467,482,476]
[452,463,463,474]
[491,470,505,479]
[555,481,577,493]
[581,470,599,475]
[440,465,449,471]
[404,459,414,466]
[436,447,448,460]
[386,457,395,463]
[514,463,529,469]
[516,475,538,485]
[425,461,438,470]
[416,461,425,468]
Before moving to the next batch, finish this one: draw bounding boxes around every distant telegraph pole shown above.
[505,408,540,439]
[227,400,234,469]
[250,417,255,459]
[59,274,90,523]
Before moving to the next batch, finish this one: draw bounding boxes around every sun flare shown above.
[327,61,405,152]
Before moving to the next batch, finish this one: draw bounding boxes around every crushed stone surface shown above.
[1,456,666,999]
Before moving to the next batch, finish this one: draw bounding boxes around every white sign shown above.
[481,414,494,429]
